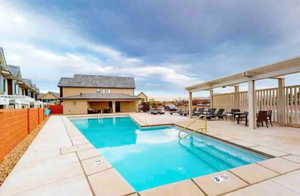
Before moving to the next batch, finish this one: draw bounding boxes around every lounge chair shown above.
[206,108,225,120]
[178,109,188,116]
[199,108,217,119]
[157,108,165,114]
[193,108,204,116]
[150,108,159,115]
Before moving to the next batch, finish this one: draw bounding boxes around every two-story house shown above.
[58,74,140,114]
[0,47,41,108]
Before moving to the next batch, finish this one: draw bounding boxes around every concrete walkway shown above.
[0,113,300,196]
[0,116,93,196]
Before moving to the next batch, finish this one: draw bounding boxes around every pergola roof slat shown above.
[186,56,300,92]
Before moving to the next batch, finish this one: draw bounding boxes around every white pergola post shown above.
[112,101,116,113]
[277,78,286,126]
[248,80,256,129]
[210,89,214,108]
[234,85,240,109]
[188,91,193,119]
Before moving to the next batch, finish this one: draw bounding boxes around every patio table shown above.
[235,112,248,126]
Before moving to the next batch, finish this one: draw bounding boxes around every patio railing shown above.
[213,85,300,126]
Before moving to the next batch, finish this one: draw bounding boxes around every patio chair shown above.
[257,111,269,128]
[267,110,273,126]
[206,108,225,120]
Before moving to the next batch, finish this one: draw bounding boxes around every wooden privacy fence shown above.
[213,85,300,126]
[0,108,46,161]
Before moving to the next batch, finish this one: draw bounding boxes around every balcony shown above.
[0,95,44,108]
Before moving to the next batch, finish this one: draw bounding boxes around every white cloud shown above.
[0,1,201,94]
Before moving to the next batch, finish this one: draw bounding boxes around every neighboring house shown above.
[58,74,140,114]
[7,65,23,95]
[39,91,60,103]
[0,47,41,108]
[21,79,39,99]
[0,47,9,95]
[137,92,148,102]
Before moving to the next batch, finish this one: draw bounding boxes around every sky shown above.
[1,0,300,99]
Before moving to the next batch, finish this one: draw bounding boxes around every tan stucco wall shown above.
[63,100,88,115]
[62,87,134,97]
[120,101,138,112]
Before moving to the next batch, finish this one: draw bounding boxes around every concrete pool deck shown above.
[0,113,300,195]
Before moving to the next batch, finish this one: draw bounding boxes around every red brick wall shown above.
[0,108,46,161]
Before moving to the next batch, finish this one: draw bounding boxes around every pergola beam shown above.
[186,56,300,92]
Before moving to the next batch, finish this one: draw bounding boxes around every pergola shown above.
[186,56,300,129]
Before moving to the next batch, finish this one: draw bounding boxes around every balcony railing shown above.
[0,95,43,106]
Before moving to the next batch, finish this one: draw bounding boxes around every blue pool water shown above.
[71,117,266,191]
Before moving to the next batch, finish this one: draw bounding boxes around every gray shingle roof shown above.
[61,93,140,100]
[58,74,135,88]
[7,65,21,78]
[22,78,32,87]
[0,47,7,67]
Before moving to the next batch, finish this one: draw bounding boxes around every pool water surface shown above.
[71,117,266,192]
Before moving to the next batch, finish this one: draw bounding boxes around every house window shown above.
[3,78,6,93]
[0,75,3,94]
[96,89,110,94]
[14,81,18,95]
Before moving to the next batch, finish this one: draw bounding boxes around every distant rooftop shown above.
[58,74,135,89]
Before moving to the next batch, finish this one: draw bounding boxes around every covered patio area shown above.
[61,93,140,114]
[186,56,300,129]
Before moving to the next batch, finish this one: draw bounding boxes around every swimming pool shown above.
[71,116,266,192]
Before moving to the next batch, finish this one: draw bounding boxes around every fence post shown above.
[27,109,30,134]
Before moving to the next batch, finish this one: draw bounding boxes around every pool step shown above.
[179,137,248,169]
